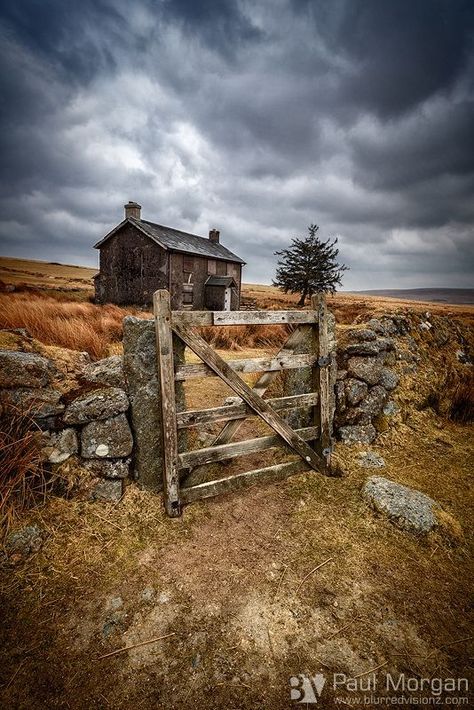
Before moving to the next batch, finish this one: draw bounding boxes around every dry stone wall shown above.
[0,311,406,502]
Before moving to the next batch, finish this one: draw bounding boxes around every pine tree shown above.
[273,224,348,306]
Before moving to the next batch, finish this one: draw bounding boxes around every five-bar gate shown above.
[154,289,334,517]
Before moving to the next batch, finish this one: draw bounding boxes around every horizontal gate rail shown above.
[179,426,319,469]
[171,309,317,327]
[181,459,311,504]
[176,392,319,428]
[175,353,316,380]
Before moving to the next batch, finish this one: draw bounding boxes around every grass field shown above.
[0,256,473,708]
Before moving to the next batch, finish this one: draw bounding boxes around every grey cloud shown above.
[0,0,473,290]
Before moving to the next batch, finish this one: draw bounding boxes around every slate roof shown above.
[94,217,245,264]
[205,275,237,288]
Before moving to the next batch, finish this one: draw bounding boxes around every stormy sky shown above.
[1,0,473,289]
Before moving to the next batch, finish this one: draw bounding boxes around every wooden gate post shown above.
[154,290,181,517]
[312,293,332,474]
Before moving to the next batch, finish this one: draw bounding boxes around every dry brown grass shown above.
[0,404,48,537]
[199,323,289,350]
[0,292,148,360]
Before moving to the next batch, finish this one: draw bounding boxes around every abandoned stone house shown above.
[94,201,245,309]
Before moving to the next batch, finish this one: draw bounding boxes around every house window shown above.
[182,283,193,306]
[208,259,217,275]
[183,255,194,272]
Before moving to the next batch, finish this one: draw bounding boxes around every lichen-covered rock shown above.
[347,357,383,385]
[379,368,400,391]
[359,385,388,418]
[343,342,381,357]
[383,400,399,416]
[338,423,377,444]
[358,451,385,468]
[0,387,64,418]
[0,351,53,388]
[347,328,377,342]
[43,428,78,464]
[81,414,133,458]
[64,387,129,425]
[123,317,165,490]
[345,378,368,406]
[91,478,123,502]
[84,459,130,479]
[363,476,446,534]
[5,524,44,560]
[83,355,126,389]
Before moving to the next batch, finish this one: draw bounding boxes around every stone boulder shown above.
[0,351,53,388]
[84,459,130,479]
[379,368,400,391]
[338,423,376,444]
[83,355,126,389]
[345,378,368,406]
[347,357,383,386]
[43,428,78,464]
[64,387,129,425]
[0,387,64,418]
[81,414,133,458]
[359,385,388,418]
[358,451,385,468]
[346,328,377,342]
[362,476,457,534]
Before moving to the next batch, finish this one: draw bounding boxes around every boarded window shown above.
[182,283,193,305]
[208,259,217,275]
[183,255,194,272]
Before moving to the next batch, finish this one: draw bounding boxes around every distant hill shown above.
[347,288,474,305]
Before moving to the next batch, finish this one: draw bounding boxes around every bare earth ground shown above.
[0,257,473,708]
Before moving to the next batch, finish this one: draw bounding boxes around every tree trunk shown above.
[297,290,306,307]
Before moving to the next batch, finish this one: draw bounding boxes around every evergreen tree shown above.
[273,224,348,305]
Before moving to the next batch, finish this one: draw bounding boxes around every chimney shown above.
[124,201,141,220]
[209,228,220,243]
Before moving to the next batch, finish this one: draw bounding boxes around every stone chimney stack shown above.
[124,201,141,220]
[209,228,220,243]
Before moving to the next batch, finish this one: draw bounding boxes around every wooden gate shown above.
[154,289,334,517]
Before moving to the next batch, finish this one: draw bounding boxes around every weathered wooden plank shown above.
[212,310,317,325]
[175,353,316,380]
[179,426,318,469]
[312,293,332,474]
[177,392,319,428]
[209,326,308,450]
[171,310,317,327]
[154,290,181,517]
[170,319,328,474]
[180,459,311,504]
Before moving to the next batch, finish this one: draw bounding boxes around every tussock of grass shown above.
[199,323,290,350]
[0,403,48,537]
[0,293,146,359]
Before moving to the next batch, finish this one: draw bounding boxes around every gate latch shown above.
[318,355,331,367]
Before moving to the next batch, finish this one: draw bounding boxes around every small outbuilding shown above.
[94,201,245,310]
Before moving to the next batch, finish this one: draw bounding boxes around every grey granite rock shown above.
[344,342,381,357]
[0,387,64,418]
[379,368,400,391]
[64,387,129,425]
[363,476,438,533]
[358,451,385,468]
[338,423,377,444]
[345,378,368,406]
[359,385,388,418]
[347,357,383,385]
[0,351,53,388]
[346,328,377,342]
[83,355,126,389]
[43,428,78,464]
[84,458,130,479]
[81,414,133,458]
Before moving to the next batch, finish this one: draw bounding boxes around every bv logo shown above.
[290,674,326,703]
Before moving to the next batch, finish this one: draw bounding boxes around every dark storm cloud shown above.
[0,0,473,288]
